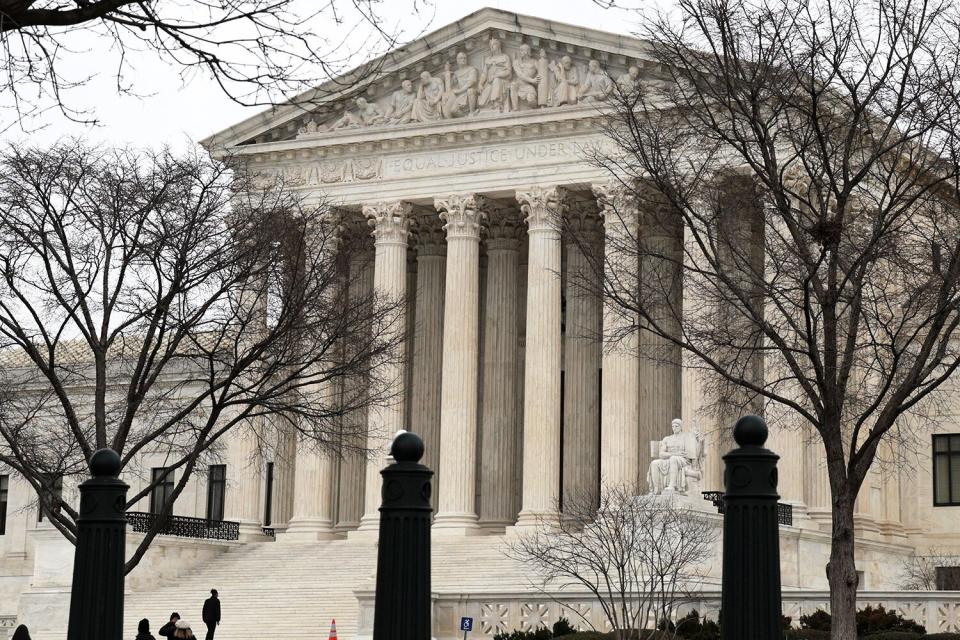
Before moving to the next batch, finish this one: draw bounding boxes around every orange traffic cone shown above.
[328,619,338,640]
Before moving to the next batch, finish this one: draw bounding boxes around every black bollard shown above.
[720,415,783,640]
[67,448,129,640]
[372,430,433,640]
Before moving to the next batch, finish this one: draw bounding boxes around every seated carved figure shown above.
[647,418,704,496]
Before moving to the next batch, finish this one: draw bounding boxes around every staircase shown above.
[122,534,535,640]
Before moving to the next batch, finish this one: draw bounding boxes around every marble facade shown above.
[0,9,958,632]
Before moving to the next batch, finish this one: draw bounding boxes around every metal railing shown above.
[262,527,275,538]
[126,511,239,541]
[701,491,793,526]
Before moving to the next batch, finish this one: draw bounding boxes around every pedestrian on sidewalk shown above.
[202,589,221,640]
[158,612,180,638]
[173,620,196,640]
[136,618,156,640]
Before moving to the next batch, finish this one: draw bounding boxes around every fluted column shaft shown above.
[410,222,446,512]
[480,212,522,527]
[358,202,413,531]
[336,246,373,531]
[594,183,641,488]
[224,427,263,537]
[637,192,684,471]
[433,194,485,533]
[804,427,832,527]
[515,186,565,527]
[271,418,297,529]
[562,209,603,506]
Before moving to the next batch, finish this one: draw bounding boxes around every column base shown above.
[347,514,381,540]
[507,509,550,535]
[281,518,339,542]
[432,512,482,536]
[237,521,271,542]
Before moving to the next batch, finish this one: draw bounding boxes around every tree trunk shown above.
[828,499,858,640]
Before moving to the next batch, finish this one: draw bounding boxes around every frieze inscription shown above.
[384,140,586,178]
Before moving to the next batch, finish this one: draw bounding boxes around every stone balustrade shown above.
[355,589,960,639]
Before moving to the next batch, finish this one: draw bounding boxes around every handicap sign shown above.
[460,617,474,632]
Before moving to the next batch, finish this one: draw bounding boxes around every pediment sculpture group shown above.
[298,37,642,135]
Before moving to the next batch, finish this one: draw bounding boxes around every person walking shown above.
[201,589,221,640]
[135,619,156,640]
[158,612,180,638]
[173,620,196,640]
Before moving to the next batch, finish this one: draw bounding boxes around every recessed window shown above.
[206,465,226,522]
[37,474,62,523]
[933,434,960,506]
[0,475,8,534]
[937,566,960,590]
[150,467,175,515]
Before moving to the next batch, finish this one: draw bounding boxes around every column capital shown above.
[565,204,603,248]
[363,201,414,246]
[486,205,523,251]
[415,213,447,257]
[435,194,487,240]
[517,186,568,233]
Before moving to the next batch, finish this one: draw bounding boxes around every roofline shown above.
[200,7,649,154]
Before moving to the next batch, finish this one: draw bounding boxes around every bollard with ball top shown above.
[372,429,433,640]
[67,448,129,640]
[720,415,783,640]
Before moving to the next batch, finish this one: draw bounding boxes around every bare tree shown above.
[585,0,960,637]
[0,0,426,130]
[0,141,401,572]
[506,485,715,639]
[898,547,960,590]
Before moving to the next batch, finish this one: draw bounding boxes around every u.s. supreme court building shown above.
[1,8,960,640]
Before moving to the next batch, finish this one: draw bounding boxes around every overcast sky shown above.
[1,1,652,150]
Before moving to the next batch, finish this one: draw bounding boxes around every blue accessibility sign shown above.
[460,617,474,632]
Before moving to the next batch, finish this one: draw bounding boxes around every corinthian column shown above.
[433,194,485,534]
[357,201,413,532]
[563,202,603,506]
[410,216,446,511]
[636,186,684,470]
[286,216,343,541]
[479,205,522,528]
[593,182,641,489]
[336,235,373,531]
[515,186,566,528]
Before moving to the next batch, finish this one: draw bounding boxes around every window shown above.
[933,434,960,506]
[206,465,226,522]
[150,467,175,515]
[937,566,960,590]
[0,475,8,534]
[37,474,62,523]
[263,462,274,527]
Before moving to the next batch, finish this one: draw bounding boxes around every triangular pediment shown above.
[202,8,669,154]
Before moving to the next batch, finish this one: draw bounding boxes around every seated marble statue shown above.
[647,418,704,496]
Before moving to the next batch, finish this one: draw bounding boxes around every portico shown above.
[201,7,908,541]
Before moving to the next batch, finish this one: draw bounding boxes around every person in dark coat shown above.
[201,589,221,640]
[158,612,180,638]
[11,625,30,640]
[136,618,156,640]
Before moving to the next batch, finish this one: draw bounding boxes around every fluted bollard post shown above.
[373,430,433,640]
[67,448,129,640]
[721,415,782,639]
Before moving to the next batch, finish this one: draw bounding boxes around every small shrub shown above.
[924,634,960,640]
[564,633,612,640]
[553,618,576,637]
[857,633,922,640]
[800,610,832,631]
[857,605,925,635]
[784,630,830,640]
[493,627,553,640]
